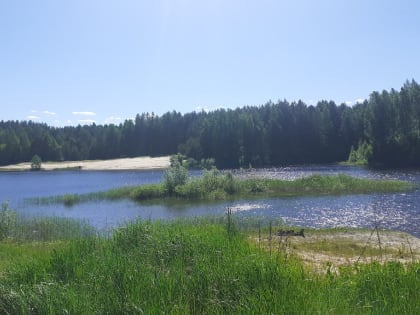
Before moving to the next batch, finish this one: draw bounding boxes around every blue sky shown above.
[1,0,419,126]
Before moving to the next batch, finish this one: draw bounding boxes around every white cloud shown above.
[27,115,40,120]
[345,98,366,106]
[72,111,96,116]
[43,110,57,116]
[77,119,96,125]
[104,116,122,124]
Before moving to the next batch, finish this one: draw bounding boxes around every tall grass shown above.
[0,215,418,314]
[0,202,96,241]
[133,172,411,201]
[29,171,412,207]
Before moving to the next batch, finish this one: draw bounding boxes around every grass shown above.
[29,171,412,207]
[0,214,418,314]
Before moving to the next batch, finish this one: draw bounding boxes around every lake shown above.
[0,165,419,237]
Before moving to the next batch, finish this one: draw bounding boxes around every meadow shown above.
[0,202,418,314]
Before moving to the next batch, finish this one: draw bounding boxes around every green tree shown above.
[31,154,42,170]
[163,161,188,194]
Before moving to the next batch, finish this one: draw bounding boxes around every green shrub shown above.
[30,154,42,170]
[174,180,202,198]
[130,184,166,200]
[62,194,80,207]
[347,141,373,165]
[163,161,189,194]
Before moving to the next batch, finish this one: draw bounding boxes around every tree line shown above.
[1,80,419,169]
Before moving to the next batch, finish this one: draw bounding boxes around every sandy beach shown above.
[0,156,171,171]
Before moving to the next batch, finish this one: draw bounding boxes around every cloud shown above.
[27,115,40,120]
[43,110,57,116]
[345,98,366,106]
[72,111,96,116]
[104,116,123,124]
[77,119,96,125]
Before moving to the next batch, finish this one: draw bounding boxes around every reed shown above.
[30,172,412,207]
[142,173,410,200]
[0,215,418,314]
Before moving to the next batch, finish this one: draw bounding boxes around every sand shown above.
[253,229,420,273]
[0,156,171,171]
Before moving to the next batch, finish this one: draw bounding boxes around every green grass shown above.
[29,172,412,207]
[0,216,418,314]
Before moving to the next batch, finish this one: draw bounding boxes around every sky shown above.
[1,0,420,126]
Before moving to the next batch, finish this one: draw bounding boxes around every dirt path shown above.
[0,156,171,171]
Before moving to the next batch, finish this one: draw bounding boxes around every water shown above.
[0,165,419,237]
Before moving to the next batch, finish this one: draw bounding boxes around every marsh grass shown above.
[0,214,418,314]
[0,202,95,242]
[29,172,412,207]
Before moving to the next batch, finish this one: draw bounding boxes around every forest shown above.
[1,80,419,169]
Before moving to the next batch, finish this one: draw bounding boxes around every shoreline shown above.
[252,229,420,272]
[0,156,171,171]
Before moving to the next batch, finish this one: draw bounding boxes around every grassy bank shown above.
[0,213,418,314]
[31,169,412,206]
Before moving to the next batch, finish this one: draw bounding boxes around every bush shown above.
[163,161,189,194]
[63,194,80,207]
[30,154,42,170]
[347,141,372,165]
[130,184,166,200]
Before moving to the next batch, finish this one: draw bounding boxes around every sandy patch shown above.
[0,156,171,171]
[252,230,420,273]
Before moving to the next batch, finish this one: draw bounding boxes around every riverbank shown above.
[0,156,171,171]
[0,216,418,314]
[253,228,420,273]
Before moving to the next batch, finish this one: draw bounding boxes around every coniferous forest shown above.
[1,80,420,169]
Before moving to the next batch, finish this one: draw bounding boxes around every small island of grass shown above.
[32,163,413,207]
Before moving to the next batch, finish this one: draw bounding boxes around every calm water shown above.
[0,165,419,237]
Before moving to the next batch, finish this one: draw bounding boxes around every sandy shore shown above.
[253,229,420,273]
[0,156,171,171]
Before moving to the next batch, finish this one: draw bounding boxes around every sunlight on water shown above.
[229,203,271,213]
[1,165,419,237]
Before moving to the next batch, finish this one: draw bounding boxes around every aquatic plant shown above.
[29,171,412,207]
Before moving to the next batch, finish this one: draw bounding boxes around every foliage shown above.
[169,153,186,167]
[0,217,418,314]
[30,154,42,170]
[62,194,80,207]
[129,184,166,200]
[163,160,189,194]
[347,141,373,165]
[38,172,411,206]
[0,202,95,241]
[1,80,419,168]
